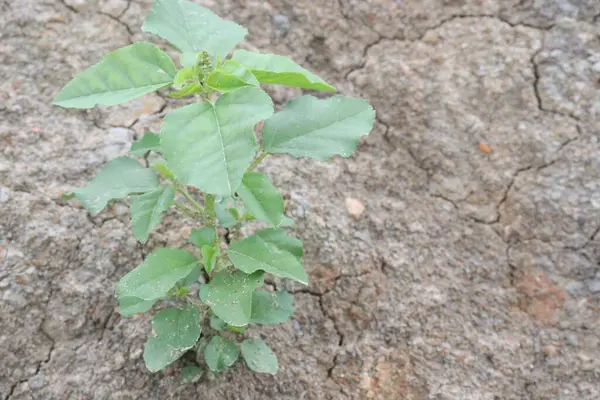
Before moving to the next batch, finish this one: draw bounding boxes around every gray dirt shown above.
[1,0,600,399]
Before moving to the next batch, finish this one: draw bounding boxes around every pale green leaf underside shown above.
[73,157,159,215]
[142,0,247,57]
[199,270,264,327]
[240,338,279,374]
[130,131,161,156]
[232,49,336,92]
[228,228,307,285]
[152,305,201,349]
[250,290,295,325]
[118,296,156,317]
[116,248,198,301]
[130,187,175,243]
[53,42,176,108]
[262,95,375,161]
[201,245,218,274]
[160,87,274,196]
[206,60,259,93]
[204,336,238,373]
[237,172,284,227]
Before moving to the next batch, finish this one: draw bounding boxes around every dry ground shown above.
[1,0,600,399]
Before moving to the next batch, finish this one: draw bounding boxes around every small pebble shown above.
[345,197,365,220]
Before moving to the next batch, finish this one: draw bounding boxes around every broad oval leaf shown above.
[228,228,307,285]
[209,315,227,331]
[204,336,238,373]
[116,248,199,301]
[237,172,284,227]
[130,187,175,243]
[161,87,274,196]
[53,42,176,108]
[182,365,203,381]
[152,305,202,349]
[73,157,159,215]
[250,291,295,325]
[118,296,156,317]
[240,338,278,374]
[232,49,336,92]
[144,337,187,372]
[142,0,247,57]
[199,270,264,326]
[189,226,217,249]
[130,131,161,156]
[206,60,259,93]
[262,95,375,161]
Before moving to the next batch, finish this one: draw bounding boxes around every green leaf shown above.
[53,43,176,108]
[152,305,201,349]
[142,0,247,57]
[206,60,259,93]
[203,336,238,373]
[237,172,284,227]
[73,157,159,215]
[228,228,307,285]
[143,305,202,372]
[240,338,278,374]
[180,52,200,68]
[144,337,186,372]
[131,131,161,156]
[116,248,199,301]
[118,296,156,317]
[173,67,197,90]
[168,83,203,98]
[151,161,176,181]
[179,264,201,287]
[232,49,336,92]
[250,291,295,325]
[280,216,296,228]
[182,365,203,382]
[160,87,274,196]
[262,95,375,161]
[130,187,175,243]
[199,270,264,326]
[215,198,240,228]
[209,315,227,331]
[201,245,218,274]
[189,226,216,249]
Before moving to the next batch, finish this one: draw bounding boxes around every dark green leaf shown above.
[179,264,201,287]
[209,315,227,331]
[237,172,284,227]
[250,291,295,324]
[152,305,201,349]
[182,365,203,381]
[199,270,264,326]
[142,0,247,57]
[189,226,217,249]
[204,336,238,373]
[228,228,307,285]
[73,157,159,215]
[130,187,175,243]
[232,50,336,92]
[130,131,161,156]
[144,337,186,372]
[206,60,259,93]
[240,338,278,374]
[160,87,273,196]
[262,95,375,161]
[53,43,176,108]
[116,248,199,301]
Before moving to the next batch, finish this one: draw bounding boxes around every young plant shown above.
[53,0,374,379]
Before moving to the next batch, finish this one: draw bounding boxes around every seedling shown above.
[53,0,374,379]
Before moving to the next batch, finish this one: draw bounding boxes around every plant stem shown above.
[178,187,210,222]
[248,151,269,171]
[204,194,216,220]
[173,200,197,218]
